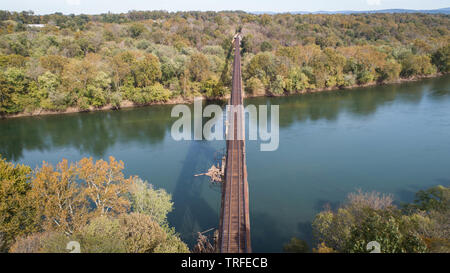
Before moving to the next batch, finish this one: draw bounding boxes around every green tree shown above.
[244,52,276,88]
[404,185,449,214]
[83,71,111,108]
[0,70,14,115]
[39,55,69,75]
[0,157,36,252]
[241,35,254,55]
[37,71,64,110]
[270,75,285,95]
[284,67,310,93]
[400,54,436,77]
[431,45,450,73]
[187,53,210,82]
[0,54,27,68]
[132,53,162,88]
[376,60,402,82]
[312,190,430,253]
[0,68,29,114]
[260,41,273,52]
[118,213,187,253]
[345,209,427,253]
[129,178,173,226]
[128,23,146,38]
[245,77,265,96]
[76,216,126,253]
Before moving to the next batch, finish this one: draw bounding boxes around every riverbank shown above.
[245,72,448,98]
[2,73,447,119]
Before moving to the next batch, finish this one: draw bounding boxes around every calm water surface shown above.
[1,75,449,252]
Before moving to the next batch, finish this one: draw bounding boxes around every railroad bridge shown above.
[218,34,251,253]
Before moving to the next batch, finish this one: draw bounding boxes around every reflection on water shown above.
[1,76,449,162]
[0,105,174,161]
[1,75,449,252]
[168,141,220,246]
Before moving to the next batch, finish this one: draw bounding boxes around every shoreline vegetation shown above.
[0,156,189,253]
[0,11,449,119]
[2,72,448,119]
[287,186,450,253]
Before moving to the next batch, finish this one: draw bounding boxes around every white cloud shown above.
[66,0,81,6]
[366,0,381,6]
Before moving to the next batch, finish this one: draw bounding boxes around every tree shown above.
[400,54,436,77]
[130,83,171,104]
[431,45,450,73]
[132,53,162,88]
[128,23,146,38]
[128,178,173,226]
[0,157,35,252]
[10,213,189,253]
[312,189,429,253]
[0,68,29,114]
[36,71,64,110]
[111,51,133,89]
[187,53,210,82]
[376,59,402,82]
[118,213,167,253]
[29,159,88,235]
[40,55,69,75]
[345,209,427,253]
[1,156,189,253]
[77,156,132,217]
[339,46,386,85]
[244,52,276,88]
[270,75,285,95]
[245,77,265,96]
[76,216,126,253]
[241,35,254,55]
[406,185,449,213]
[28,157,132,236]
[0,70,14,115]
[284,67,310,93]
[9,231,66,253]
[260,41,273,52]
[0,54,27,68]
[260,14,272,26]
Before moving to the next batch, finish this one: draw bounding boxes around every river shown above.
[1,75,449,252]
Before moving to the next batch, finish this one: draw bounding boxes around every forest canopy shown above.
[0,156,189,253]
[0,10,449,115]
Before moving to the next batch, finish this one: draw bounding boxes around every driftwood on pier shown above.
[194,164,223,183]
[193,229,219,253]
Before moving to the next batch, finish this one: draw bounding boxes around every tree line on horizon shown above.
[0,10,449,115]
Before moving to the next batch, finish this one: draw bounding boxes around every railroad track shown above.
[219,34,251,253]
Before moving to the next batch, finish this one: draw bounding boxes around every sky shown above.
[1,0,449,15]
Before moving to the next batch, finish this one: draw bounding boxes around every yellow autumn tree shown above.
[77,156,132,217]
[30,159,88,235]
[29,156,132,235]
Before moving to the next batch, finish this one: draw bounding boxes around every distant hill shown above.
[252,7,450,15]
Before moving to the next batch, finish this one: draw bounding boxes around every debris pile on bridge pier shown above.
[194,164,223,183]
[192,229,218,253]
